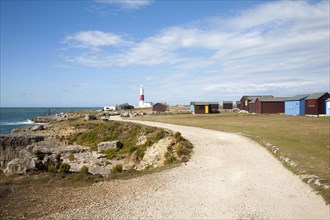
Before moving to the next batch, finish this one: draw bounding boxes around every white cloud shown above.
[63,31,132,50]
[97,0,152,9]
[60,1,329,101]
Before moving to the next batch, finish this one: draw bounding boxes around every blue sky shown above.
[1,0,329,107]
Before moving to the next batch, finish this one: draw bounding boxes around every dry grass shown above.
[132,112,330,203]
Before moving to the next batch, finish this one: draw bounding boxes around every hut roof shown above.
[306,92,329,100]
[285,94,309,101]
[257,97,288,102]
[190,102,219,105]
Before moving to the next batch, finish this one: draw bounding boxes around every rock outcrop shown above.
[137,137,173,170]
[97,141,122,152]
[0,135,44,169]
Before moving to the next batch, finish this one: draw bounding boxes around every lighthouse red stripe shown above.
[140,95,144,101]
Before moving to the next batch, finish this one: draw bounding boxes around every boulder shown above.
[98,141,123,152]
[85,115,96,121]
[0,135,44,170]
[31,125,44,131]
[4,150,36,175]
[137,137,173,170]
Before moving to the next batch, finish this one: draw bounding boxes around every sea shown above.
[0,107,101,134]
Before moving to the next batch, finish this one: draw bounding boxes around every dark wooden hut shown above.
[255,97,287,114]
[305,92,330,115]
[190,102,219,114]
[223,101,233,110]
[152,103,168,112]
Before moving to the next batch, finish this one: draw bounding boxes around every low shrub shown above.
[69,153,75,161]
[136,145,148,159]
[48,164,57,173]
[165,151,176,164]
[59,163,71,173]
[80,166,89,174]
[111,164,123,174]
[128,145,137,155]
[101,148,118,160]
[176,144,183,157]
[174,132,181,139]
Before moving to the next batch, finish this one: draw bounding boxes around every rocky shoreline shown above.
[0,111,192,177]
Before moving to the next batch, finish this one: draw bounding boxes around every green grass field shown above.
[132,113,330,203]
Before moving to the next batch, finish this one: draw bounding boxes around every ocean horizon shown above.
[0,107,101,134]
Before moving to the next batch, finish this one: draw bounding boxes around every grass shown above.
[131,112,330,203]
[50,118,169,157]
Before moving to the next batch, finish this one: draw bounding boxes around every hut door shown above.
[205,105,209,113]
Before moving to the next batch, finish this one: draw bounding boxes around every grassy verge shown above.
[131,113,330,203]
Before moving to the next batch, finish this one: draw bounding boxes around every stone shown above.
[0,134,44,170]
[4,150,36,175]
[31,125,44,131]
[98,141,123,152]
[85,115,97,121]
[137,137,173,170]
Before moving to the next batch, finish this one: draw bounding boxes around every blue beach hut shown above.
[285,94,309,115]
[326,99,330,116]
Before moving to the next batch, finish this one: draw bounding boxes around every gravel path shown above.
[46,116,329,219]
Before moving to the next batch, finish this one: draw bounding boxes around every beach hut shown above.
[255,97,287,114]
[326,99,330,116]
[240,95,273,112]
[190,102,219,114]
[285,95,309,115]
[305,92,330,115]
[152,103,168,112]
[223,101,233,110]
[236,101,241,109]
[248,97,257,113]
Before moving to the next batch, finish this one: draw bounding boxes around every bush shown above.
[116,141,124,149]
[59,163,71,173]
[165,151,176,164]
[136,145,148,159]
[128,145,137,155]
[101,148,117,160]
[174,132,181,139]
[48,164,57,173]
[176,144,183,157]
[111,164,123,174]
[69,153,75,161]
[80,166,89,174]
[174,132,183,142]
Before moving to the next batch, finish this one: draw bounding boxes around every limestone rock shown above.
[137,137,173,170]
[31,125,44,131]
[4,149,36,175]
[85,115,96,121]
[0,134,44,170]
[98,141,123,152]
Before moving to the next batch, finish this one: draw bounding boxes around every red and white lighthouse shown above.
[139,85,144,107]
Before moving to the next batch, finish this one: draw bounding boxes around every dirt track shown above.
[44,116,329,219]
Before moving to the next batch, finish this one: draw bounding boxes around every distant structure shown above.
[139,85,144,108]
[103,106,116,111]
[152,102,168,112]
[285,94,309,115]
[223,101,233,110]
[138,85,152,108]
[190,102,219,114]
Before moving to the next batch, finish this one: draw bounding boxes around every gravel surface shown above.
[21,117,330,219]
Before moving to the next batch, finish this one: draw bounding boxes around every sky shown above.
[1,0,329,107]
